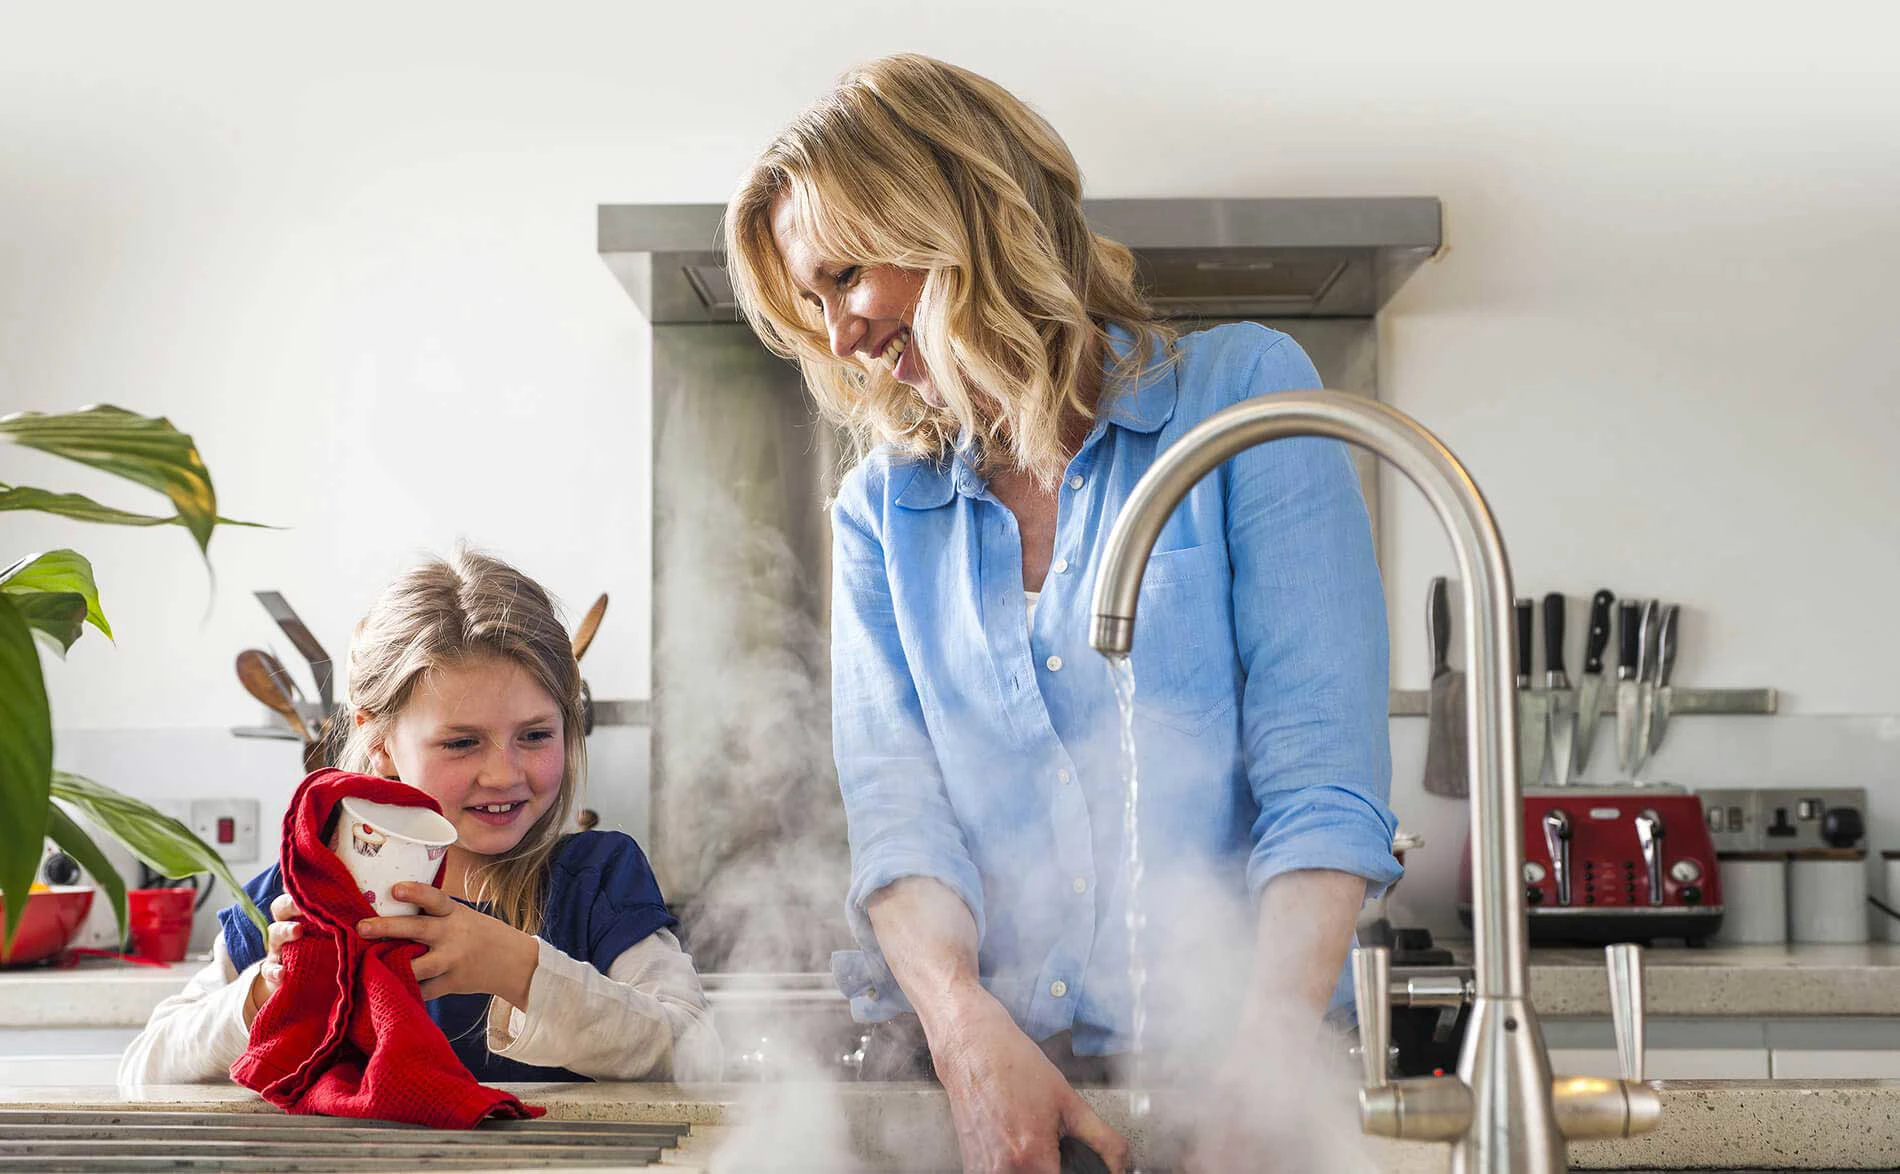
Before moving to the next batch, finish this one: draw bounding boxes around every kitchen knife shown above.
[1631,600,1663,781]
[1543,593,1575,785]
[254,591,334,713]
[1515,597,1548,787]
[1647,604,1681,759]
[1422,577,1470,798]
[1614,600,1642,776]
[1572,589,1615,777]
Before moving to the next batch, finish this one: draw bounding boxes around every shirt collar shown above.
[1094,323,1179,435]
[892,324,1176,511]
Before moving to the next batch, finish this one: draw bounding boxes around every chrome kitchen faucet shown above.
[1089,391,1660,1174]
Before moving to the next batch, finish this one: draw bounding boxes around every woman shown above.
[725,55,1401,1173]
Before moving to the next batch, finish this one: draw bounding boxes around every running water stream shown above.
[1106,654,1150,1142]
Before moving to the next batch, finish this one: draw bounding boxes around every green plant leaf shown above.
[0,483,178,527]
[1,550,112,641]
[0,483,270,533]
[0,407,220,555]
[0,595,53,952]
[51,772,265,932]
[45,801,129,944]
[9,591,87,657]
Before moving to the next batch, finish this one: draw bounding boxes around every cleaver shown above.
[1421,576,1469,798]
[1514,598,1548,787]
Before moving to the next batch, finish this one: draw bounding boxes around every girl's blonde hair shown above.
[723,53,1173,485]
[337,549,584,938]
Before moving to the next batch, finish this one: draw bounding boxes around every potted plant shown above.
[2,405,266,955]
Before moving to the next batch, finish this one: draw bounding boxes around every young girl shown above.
[120,550,721,1084]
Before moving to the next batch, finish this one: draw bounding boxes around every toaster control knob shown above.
[1680,884,1703,905]
[1526,885,1545,905]
[1669,859,1702,884]
[1822,807,1866,849]
[1523,862,1547,884]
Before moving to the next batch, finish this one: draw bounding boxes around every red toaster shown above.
[1459,786,1724,945]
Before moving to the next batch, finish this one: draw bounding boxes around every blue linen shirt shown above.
[220,830,677,1082]
[827,322,1402,1055]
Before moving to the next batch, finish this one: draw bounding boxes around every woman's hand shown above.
[931,992,1128,1174]
[356,882,540,1008]
[244,892,304,1026]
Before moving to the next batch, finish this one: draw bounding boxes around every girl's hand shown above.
[244,893,303,1027]
[356,882,540,1008]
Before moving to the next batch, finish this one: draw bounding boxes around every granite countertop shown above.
[4,1079,1898,1171]
[12,946,1900,1029]
[1512,943,1900,1017]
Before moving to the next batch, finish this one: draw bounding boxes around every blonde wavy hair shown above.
[723,53,1173,485]
[337,549,585,940]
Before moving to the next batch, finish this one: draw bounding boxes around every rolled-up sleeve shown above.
[1224,336,1403,901]
[831,475,987,949]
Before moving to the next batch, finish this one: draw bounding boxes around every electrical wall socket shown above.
[189,798,261,862]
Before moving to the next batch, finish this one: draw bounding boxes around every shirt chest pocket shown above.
[1127,543,1240,735]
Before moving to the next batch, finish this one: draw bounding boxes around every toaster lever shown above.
[1542,809,1573,905]
[1635,809,1663,906]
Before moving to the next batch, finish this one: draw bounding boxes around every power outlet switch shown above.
[190,799,261,861]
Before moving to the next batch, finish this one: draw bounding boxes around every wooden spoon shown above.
[572,594,608,662]
[236,649,313,743]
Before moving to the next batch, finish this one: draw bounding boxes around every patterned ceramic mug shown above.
[329,795,458,917]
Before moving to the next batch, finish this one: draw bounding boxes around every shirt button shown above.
[1072,877,1088,894]
[1057,769,1071,784]
[1067,475,1085,491]
[1051,557,1070,574]
[1050,980,1069,998]
[1045,655,1063,672]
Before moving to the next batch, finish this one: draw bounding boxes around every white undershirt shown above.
[1026,590,1041,621]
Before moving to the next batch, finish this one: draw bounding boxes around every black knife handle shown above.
[1542,593,1567,678]
[1617,600,1641,679]
[1428,576,1451,676]
[1583,589,1615,676]
[1515,598,1533,686]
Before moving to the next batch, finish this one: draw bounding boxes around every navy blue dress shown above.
[219,830,677,1082]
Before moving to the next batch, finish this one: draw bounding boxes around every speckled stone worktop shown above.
[6,1079,1899,1170]
[1510,943,1900,1018]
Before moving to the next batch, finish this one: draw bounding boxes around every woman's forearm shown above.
[1245,868,1367,1026]
[865,876,994,1041]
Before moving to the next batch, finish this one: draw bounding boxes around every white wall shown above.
[5,2,1899,936]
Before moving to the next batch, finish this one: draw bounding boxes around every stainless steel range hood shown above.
[599,197,1441,323]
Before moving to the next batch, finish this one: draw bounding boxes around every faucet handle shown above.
[1351,945,1392,1088]
[1605,943,1647,1082]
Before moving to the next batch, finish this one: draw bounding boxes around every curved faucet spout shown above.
[1088,390,1563,1174]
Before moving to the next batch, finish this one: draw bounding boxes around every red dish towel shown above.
[231,768,542,1127]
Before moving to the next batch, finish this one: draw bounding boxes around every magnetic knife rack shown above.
[1389,687,1777,717]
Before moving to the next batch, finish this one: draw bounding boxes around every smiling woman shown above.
[720,53,1400,1174]
[722,53,1168,488]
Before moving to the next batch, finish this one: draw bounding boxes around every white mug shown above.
[329,796,459,918]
